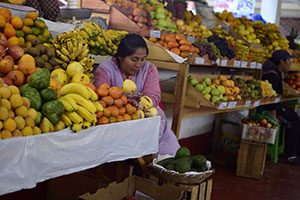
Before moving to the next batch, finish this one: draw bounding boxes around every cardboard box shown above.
[242,124,277,144]
[80,176,186,200]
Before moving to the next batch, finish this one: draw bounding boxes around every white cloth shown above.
[0,117,160,195]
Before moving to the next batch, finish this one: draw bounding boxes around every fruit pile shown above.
[233,77,262,100]
[259,80,277,97]
[193,38,221,61]
[150,33,199,58]
[0,82,42,139]
[58,82,101,132]
[248,47,267,63]
[284,72,300,92]
[188,75,241,103]
[207,34,235,59]
[157,147,209,173]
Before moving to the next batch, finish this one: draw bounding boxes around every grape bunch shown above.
[194,39,221,61]
[208,34,236,59]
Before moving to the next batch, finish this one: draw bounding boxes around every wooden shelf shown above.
[190,63,261,71]
[289,64,300,72]
[163,96,300,119]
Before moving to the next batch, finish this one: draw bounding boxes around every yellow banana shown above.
[61,114,72,127]
[69,53,76,61]
[55,58,65,65]
[53,43,61,49]
[86,87,98,101]
[93,101,103,112]
[71,122,83,133]
[67,41,74,53]
[76,41,83,57]
[144,107,158,117]
[140,96,153,109]
[66,111,83,124]
[61,47,70,56]
[82,121,91,129]
[56,50,70,62]
[60,96,78,110]
[54,120,65,131]
[79,57,88,66]
[77,49,89,61]
[59,98,74,112]
[64,93,96,113]
[136,109,145,119]
[59,83,90,99]
[76,105,94,123]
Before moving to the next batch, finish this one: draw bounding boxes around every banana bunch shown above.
[80,21,128,56]
[45,29,95,74]
[139,96,158,118]
[58,83,103,133]
[260,80,277,97]
[249,47,268,63]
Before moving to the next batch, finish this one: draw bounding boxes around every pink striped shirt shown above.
[94,59,161,107]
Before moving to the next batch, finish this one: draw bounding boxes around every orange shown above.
[23,18,34,26]
[26,12,38,20]
[11,16,23,29]
[8,36,20,47]
[4,27,16,38]
[0,15,6,28]
[0,8,12,22]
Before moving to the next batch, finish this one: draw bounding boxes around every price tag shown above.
[218,102,228,110]
[233,60,241,67]
[274,97,281,103]
[227,101,237,109]
[150,30,161,38]
[256,63,262,69]
[250,62,257,68]
[241,61,248,68]
[253,100,261,107]
[187,36,195,43]
[195,57,205,64]
[245,100,251,107]
[221,59,228,66]
[215,59,220,66]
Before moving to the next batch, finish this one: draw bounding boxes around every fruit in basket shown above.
[175,147,191,159]
[122,79,137,93]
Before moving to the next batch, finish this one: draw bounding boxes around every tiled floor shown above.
[212,162,300,200]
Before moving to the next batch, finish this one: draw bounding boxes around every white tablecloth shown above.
[0,117,160,195]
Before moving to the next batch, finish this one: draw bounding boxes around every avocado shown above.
[35,57,45,68]
[157,157,175,167]
[165,163,175,170]
[175,159,191,173]
[40,54,49,62]
[191,155,206,168]
[177,157,193,166]
[27,47,40,57]
[35,44,47,54]
[197,164,208,172]
[175,147,191,159]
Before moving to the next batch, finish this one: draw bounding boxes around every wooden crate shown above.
[283,81,300,97]
[150,175,213,200]
[81,0,110,13]
[236,140,267,179]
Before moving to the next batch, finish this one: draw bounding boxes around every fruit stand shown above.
[1,0,300,199]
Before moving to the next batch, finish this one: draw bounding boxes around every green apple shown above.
[217,85,225,95]
[201,86,211,95]
[203,94,211,101]
[195,83,204,92]
[211,88,220,96]
[203,77,212,86]
[211,96,219,103]
[189,78,199,86]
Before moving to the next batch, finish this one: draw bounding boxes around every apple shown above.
[195,83,204,92]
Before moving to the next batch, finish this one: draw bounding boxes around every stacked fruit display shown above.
[253,21,289,56]
[58,82,101,132]
[285,72,300,92]
[20,68,65,132]
[0,82,42,139]
[150,33,199,58]
[259,80,277,97]
[157,147,209,173]
[188,75,241,103]
[207,34,235,60]
[193,38,221,61]
[232,76,262,100]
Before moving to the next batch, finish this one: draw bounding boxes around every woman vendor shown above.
[93,34,180,156]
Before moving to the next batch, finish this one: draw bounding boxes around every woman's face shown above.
[279,59,291,72]
[119,48,147,76]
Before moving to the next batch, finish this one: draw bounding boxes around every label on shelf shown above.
[233,60,241,67]
[218,102,228,110]
[187,36,195,43]
[254,100,261,107]
[250,62,257,69]
[150,30,161,38]
[256,63,263,69]
[221,59,228,66]
[215,59,220,65]
[227,101,237,109]
[195,57,205,64]
[241,61,248,68]
[245,100,251,107]
[274,97,281,103]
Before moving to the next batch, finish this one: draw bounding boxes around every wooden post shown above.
[212,113,223,154]
[172,63,189,138]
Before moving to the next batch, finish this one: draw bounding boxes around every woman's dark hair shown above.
[115,34,149,64]
[269,49,293,66]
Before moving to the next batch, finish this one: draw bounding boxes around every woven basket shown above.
[148,157,215,185]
